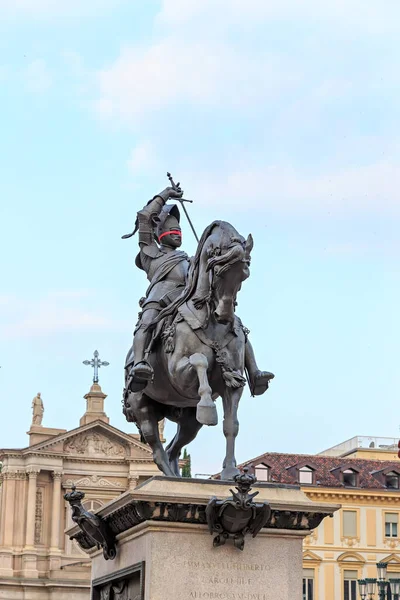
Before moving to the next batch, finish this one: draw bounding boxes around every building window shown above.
[343,510,357,538]
[385,513,398,538]
[343,469,357,487]
[254,464,269,482]
[302,568,314,600]
[386,472,400,490]
[344,570,358,600]
[299,466,314,485]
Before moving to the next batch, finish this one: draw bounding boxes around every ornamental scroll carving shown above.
[64,433,125,457]
[65,474,123,489]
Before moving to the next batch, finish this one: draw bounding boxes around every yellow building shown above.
[242,436,400,600]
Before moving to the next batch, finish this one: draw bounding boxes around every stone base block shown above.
[21,552,39,578]
[92,521,304,600]
[0,551,14,578]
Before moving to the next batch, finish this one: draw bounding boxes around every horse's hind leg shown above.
[165,408,202,476]
[189,353,218,426]
[130,393,175,477]
[220,387,242,481]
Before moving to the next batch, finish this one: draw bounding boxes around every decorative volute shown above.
[80,382,109,426]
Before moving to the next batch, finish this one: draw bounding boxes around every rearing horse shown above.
[123,220,257,480]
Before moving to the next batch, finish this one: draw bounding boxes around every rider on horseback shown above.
[124,185,273,396]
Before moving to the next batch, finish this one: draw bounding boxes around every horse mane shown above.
[152,221,222,326]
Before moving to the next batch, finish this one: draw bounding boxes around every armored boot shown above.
[129,327,154,381]
[244,341,274,396]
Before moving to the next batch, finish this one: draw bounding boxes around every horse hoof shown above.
[221,467,240,481]
[196,403,218,426]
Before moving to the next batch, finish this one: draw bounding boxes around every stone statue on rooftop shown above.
[31,392,44,427]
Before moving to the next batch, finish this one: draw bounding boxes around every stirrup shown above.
[130,361,154,381]
[251,370,275,396]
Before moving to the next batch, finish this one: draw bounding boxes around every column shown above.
[50,471,63,551]
[3,471,17,546]
[0,470,18,577]
[0,473,5,546]
[25,468,39,548]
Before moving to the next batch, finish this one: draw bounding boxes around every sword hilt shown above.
[166,171,179,190]
[167,172,193,203]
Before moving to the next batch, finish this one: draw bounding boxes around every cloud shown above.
[0,291,126,339]
[189,160,400,215]
[0,0,126,19]
[96,39,297,125]
[92,1,400,217]
[157,0,400,34]
[94,0,398,131]
[23,59,52,93]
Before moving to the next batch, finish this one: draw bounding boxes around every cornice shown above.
[306,489,400,503]
[125,458,158,464]
[302,542,400,555]
[69,499,331,554]
[64,456,128,465]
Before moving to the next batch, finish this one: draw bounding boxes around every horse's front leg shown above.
[220,387,242,480]
[189,353,218,426]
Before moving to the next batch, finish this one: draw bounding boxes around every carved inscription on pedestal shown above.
[34,488,44,544]
[182,560,272,600]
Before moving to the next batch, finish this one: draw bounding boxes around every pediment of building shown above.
[337,551,365,564]
[24,421,153,460]
[303,550,322,563]
[382,553,400,565]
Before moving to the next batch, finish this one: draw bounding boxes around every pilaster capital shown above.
[26,468,40,478]
[51,471,63,480]
[128,474,139,489]
[2,468,23,480]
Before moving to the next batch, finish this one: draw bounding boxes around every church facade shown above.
[0,381,160,599]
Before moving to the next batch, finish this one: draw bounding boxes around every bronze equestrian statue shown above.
[122,177,274,480]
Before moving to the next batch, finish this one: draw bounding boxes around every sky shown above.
[0,0,399,476]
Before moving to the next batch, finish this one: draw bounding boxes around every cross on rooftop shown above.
[82,350,109,383]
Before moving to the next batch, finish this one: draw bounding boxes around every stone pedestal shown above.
[66,477,339,600]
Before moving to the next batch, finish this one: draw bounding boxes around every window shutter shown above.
[386,513,398,523]
[343,511,357,537]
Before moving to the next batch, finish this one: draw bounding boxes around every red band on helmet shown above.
[158,230,182,242]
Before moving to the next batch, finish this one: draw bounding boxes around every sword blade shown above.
[179,200,199,243]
